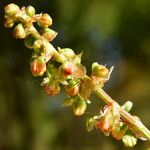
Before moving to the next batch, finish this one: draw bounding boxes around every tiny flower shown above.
[25,6,35,17]
[122,134,137,147]
[30,56,46,76]
[73,96,87,116]
[97,102,120,136]
[111,122,128,140]
[42,28,57,42]
[86,117,95,132]
[60,48,75,59]
[62,62,76,76]
[92,62,109,77]
[3,15,14,28]
[33,39,42,51]
[38,13,52,28]
[66,79,80,96]
[4,3,20,17]
[44,82,60,96]
[13,23,26,39]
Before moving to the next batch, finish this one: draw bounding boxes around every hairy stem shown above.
[94,87,150,141]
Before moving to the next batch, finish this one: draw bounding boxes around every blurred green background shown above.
[0,0,150,150]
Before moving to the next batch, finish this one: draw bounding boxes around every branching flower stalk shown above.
[3,3,150,147]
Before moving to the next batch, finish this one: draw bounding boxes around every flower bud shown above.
[111,122,128,140]
[33,39,42,51]
[44,82,60,96]
[3,15,14,28]
[60,48,75,59]
[121,101,133,112]
[24,35,36,49]
[25,6,35,17]
[42,28,57,42]
[4,3,20,17]
[66,79,79,96]
[38,13,52,28]
[30,56,46,76]
[122,134,137,147]
[92,62,108,77]
[86,118,95,132]
[61,98,73,107]
[13,23,26,39]
[63,62,76,76]
[73,96,87,116]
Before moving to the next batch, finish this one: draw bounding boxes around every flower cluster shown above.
[3,3,150,148]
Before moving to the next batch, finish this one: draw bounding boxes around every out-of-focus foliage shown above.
[0,0,150,150]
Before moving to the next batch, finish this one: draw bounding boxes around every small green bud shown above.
[60,48,75,58]
[33,39,42,51]
[24,35,37,49]
[86,118,95,132]
[122,101,133,112]
[73,96,87,116]
[4,3,20,17]
[42,28,57,42]
[25,6,35,17]
[13,23,26,39]
[3,15,14,28]
[61,98,74,107]
[38,13,52,28]
[92,62,109,77]
[122,134,137,147]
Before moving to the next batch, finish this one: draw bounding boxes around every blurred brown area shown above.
[0,0,150,150]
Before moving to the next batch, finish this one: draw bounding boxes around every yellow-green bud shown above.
[13,23,26,39]
[73,96,87,116]
[24,35,37,49]
[4,3,20,17]
[25,6,35,17]
[86,118,95,132]
[122,101,133,112]
[92,62,108,77]
[3,15,14,28]
[38,13,52,28]
[61,48,75,59]
[122,134,137,147]
[61,98,74,107]
[42,28,57,42]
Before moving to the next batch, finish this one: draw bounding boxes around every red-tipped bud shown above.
[44,83,60,96]
[66,79,79,96]
[42,28,57,42]
[63,62,76,76]
[3,15,14,28]
[38,13,52,28]
[30,56,46,76]
[4,3,20,17]
[111,122,128,140]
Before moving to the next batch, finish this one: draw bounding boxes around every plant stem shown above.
[94,87,150,142]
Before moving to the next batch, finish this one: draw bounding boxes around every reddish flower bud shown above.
[42,28,57,42]
[63,62,76,76]
[66,79,79,96]
[44,83,60,96]
[30,56,46,76]
[38,13,52,28]
[111,122,128,140]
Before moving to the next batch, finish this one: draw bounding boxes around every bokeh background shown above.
[0,0,150,150]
